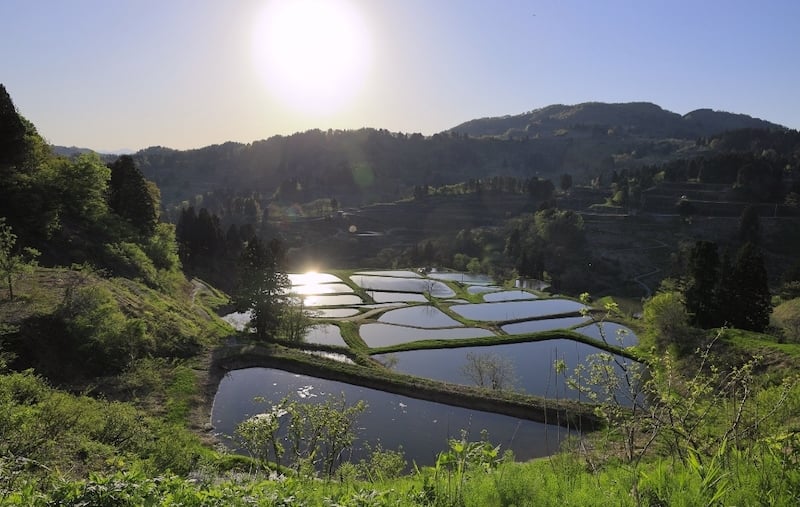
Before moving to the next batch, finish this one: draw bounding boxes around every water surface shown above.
[374,339,638,401]
[292,283,353,295]
[575,322,638,348]
[379,306,462,328]
[360,323,494,347]
[354,270,422,278]
[483,290,538,302]
[351,275,455,298]
[212,368,571,466]
[289,273,343,285]
[452,299,586,322]
[304,324,348,347]
[426,272,493,285]
[369,291,429,303]
[313,308,360,318]
[501,316,590,335]
[303,294,364,307]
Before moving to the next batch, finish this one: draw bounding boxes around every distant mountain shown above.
[51,145,135,157]
[51,145,95,157]
[447,102,785,140]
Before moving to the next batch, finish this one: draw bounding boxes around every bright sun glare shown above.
[252,0,371,116]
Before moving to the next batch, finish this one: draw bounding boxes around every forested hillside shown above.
[116,102,788,216]
[448,101,783,139]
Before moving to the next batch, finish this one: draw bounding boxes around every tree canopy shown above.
[233,236,291,340]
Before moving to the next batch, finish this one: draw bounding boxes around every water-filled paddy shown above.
[312,308,360,318]
[351,275,455,298]
[288,272,343,285]
[369,291,429,303]
[373,338,638,400]
[303,294,364,307]
[360,322,495,347]
[426,272,493,284]
[291,283,353,295]
[354,270,422,278]
[483,290,538,302]
[452,299,586,322]
[304,324,347,347]
[212,368,571,466]
[501,316,591,335]
[575,322,638,348]
[378,306,462,328]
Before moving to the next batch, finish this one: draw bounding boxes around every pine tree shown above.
[726,243,771,332]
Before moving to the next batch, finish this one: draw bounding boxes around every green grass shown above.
[14,435,800,505]
[721,327,800,359]
[165,364,197,425]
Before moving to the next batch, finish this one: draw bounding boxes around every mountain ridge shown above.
[447,101,785,140]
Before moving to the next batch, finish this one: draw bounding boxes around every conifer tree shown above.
[738,205,760,245]
[725,243,771,331]
[685,241,720,328]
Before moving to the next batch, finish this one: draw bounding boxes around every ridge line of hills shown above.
[447,101,785,140]
[54,101,786,156]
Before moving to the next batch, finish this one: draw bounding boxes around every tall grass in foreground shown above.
[8,439,798,506]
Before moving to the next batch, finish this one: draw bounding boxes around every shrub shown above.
[105,242,159,287]
[771,297,800,342]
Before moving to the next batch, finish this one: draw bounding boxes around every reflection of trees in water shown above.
[461,352,518,391]
[374,353,398,370]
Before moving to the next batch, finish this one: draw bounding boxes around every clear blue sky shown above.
[2,0,798,151]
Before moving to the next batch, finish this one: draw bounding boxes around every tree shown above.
[720,243,771,332]
[534,208,585,250]
[560,173,573,193]
[236,394,367,477]
[108,155,157,235]
[0,84,28,171]
[0,218,39,300]
[235,399,289,470]
[278,297,314,343]
[233,236,290,340]
[738,204,760,245]
[54,153,111,223]
[642,291,692,351]
[685,241,720,328]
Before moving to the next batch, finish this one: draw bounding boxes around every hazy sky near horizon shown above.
[2,0,798,151]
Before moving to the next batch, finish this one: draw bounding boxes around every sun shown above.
[252,0,371,116]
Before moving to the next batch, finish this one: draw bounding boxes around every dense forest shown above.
[3,82,800,505]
